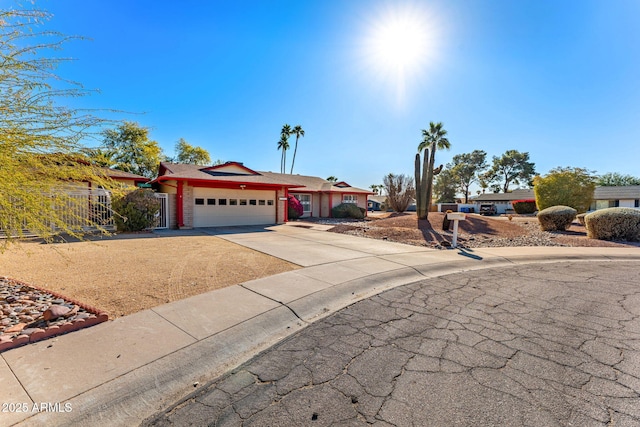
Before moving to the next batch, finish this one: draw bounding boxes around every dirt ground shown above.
[1,233,298,318]
[328,212,640,249]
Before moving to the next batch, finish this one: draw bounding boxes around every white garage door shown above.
[192,188,276,227]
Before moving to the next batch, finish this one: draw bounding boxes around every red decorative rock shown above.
[2,277,109,352]
[43,305,71,321]
[4,323,27,334]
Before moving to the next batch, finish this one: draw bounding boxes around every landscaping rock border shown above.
[0,276,108,352]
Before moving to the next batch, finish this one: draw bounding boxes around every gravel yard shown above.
[1,233,299,319]
[317,212,640,249]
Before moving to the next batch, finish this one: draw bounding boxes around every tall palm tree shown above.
[289,125,305,174]
[418,122,451,213]
[277,135,289,174]
[278,124,292,173]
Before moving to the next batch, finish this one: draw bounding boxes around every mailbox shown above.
[447,212,466,221]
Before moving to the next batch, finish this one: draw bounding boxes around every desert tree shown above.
[596,172,640,186]
[383,173,415,212]
[485,149,536,193]
[175,138,211,165]
[101,121,163,178]
[0,5,122,244]
[534,167,596,212]
[433,168,458,203]
[450,150,487,203]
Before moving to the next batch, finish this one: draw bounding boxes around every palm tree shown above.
[326,176,338,182]
[369,184,383,195]
[418,122,451,213]
[278,124,292,173]
[289,125,305,174]
[277,135,290,174]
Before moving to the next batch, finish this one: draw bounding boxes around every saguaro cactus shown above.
[415,149,444,220]
[415,150,429,219]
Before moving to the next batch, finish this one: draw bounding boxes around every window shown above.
[292,194,311,213]
[259,200,266,206]
[195,198,204,205]
[250,199,257,206]
[239,199,247,206]
[636,199,639,208]
[207,198,216,205]
[343,194,357,204]
[230,199,238,206]
[267,200,274,206]
[219,199,227,206]
[609,200,619,208]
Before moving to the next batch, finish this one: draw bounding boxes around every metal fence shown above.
[1,190,170,238]
[154,193,169,229]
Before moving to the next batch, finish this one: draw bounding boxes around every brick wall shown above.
[181,185,194,229]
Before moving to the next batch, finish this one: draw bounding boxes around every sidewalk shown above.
[2,224,639,426]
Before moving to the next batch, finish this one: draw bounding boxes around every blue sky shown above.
[40,0,640,191]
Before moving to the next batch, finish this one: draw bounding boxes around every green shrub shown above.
[332,203,364,219]
[112,189,160,231]
[576,213,586,226]
[512,199,537,214]
[537,205,576,231]
[533,167,595,212]
[585,208,640,241]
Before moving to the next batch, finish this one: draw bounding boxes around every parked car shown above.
[479,204,498,216]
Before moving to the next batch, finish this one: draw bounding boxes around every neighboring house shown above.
[367,196,418,212]
[471,189,534,214]
[590,186,640,210]
[152,162,371,228]
[469,186,640,214]
[100,168,150,187]
[367,195,387,211]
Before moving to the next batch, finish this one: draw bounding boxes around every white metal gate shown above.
[154,193,169,229]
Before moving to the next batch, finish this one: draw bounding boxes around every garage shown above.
[192,187,276,227]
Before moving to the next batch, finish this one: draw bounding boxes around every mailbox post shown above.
[446,212,466,248]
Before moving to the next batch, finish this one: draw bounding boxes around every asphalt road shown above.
[143,261,640,427]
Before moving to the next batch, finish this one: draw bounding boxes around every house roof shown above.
[472,189,534,202]
[100,167,149,181]
[594,185,640,200]
[155,162,372,194]
[368,195,388,203]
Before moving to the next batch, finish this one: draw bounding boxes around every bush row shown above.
[537,205,576,231]
[538,205,640,242]
[512,199,537,214]
[585,208,640,241]
[332,203,365,219]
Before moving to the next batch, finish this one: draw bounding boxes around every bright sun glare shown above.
[371,19,428,71]
[362,4,438,105]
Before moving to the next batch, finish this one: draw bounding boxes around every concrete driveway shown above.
[145,260,640,426]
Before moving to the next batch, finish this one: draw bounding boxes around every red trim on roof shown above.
[200,161,260,175]
[153,176,303,190]
[334,181,351,188]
